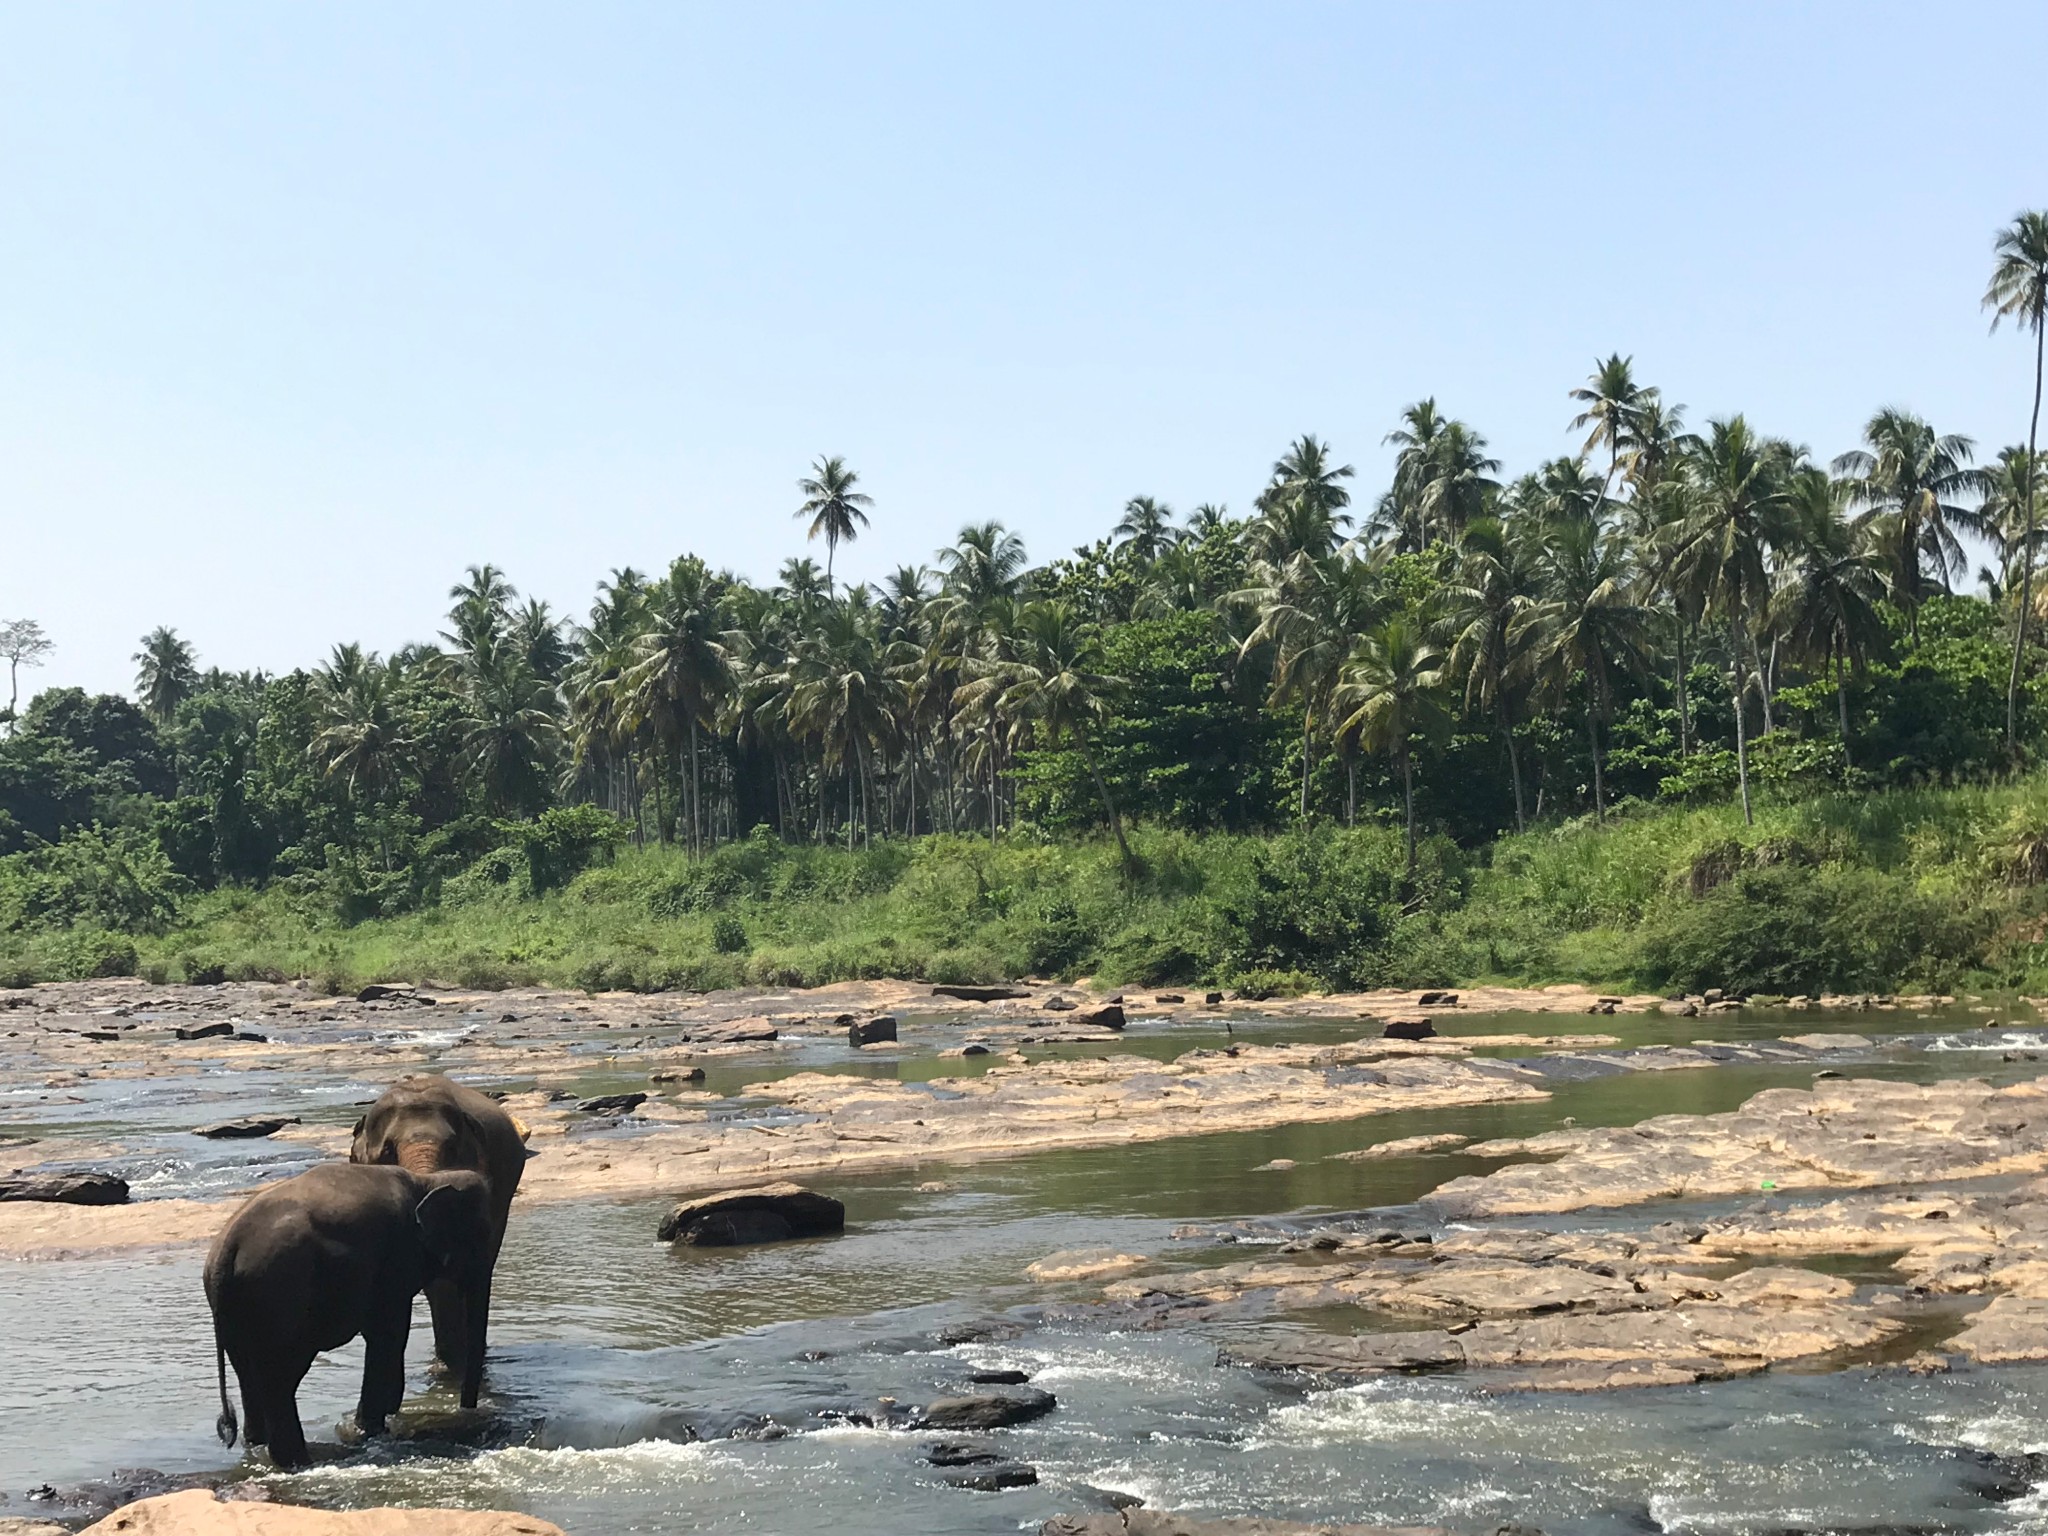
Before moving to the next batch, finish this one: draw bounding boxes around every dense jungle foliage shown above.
[5,221,2048,1000]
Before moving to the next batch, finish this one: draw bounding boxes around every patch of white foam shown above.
[1926,1032,2048,1053]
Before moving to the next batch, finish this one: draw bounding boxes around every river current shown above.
[7,1001,2048,1534]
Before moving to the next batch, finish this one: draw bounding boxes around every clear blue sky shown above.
[3,2,2041,698]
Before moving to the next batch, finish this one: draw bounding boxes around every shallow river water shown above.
[9,1003,2048,1533]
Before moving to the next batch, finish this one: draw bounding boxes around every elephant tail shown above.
[213,1319,238,1447]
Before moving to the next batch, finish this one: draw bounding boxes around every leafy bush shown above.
[1209,829,1401,990]
[0,825,188,934]
[711,914,749,953]
[1635,865,1995,996]
[504,805,628,895]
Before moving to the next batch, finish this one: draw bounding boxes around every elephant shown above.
[349,1074,526,1406]
[205,1162,494,1469]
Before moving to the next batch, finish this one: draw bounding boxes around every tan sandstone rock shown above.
[80,1490,566,1535]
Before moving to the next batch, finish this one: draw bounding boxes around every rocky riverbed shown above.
[7,978,2048,1535]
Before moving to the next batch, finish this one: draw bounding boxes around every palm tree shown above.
[1516,509,1650,822]
[1258,436,1355,525]
[1568,354,1656,515]
[445,564,516,660]
[513,598,570,685]
[1377,402,1500,550]
[1112,497,1178,563]
[1333,617,1449,871]
[1445,519,1535,829]
[796,456,873,589]
[461,653,561,816]
[1986,211,2048,746]
[936,521,1029,608]
[1671,417,1800,823]
[1986,448,2048,596]
[621,558,733,855]
[310,647,403,865]
[785,592,903,849]
[1769,468,1889,764]
[1832,409,1990,641]
[1185,503,1231,539]
[134,627,198,724]
[984,600,1134,877]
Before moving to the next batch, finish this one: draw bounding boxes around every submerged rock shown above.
[932,985,1031,1002]
[0,1172,129,1205]
[1380,1018,1435,1041]
[191,1116,298,1139]
[657,1182,846,1245]
[918,1387,1057,1429]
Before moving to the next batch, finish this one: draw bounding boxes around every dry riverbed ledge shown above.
[0,977,1971,1259]
[1091,1074,2048,1389]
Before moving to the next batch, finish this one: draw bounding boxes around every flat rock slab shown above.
[1220,1330,1465,1377]
[81,1491,563,1533]
[192,1117,298,1139]
[932,985,1032,1003]
[172,1022,234,1041]
[0,1172,129,1205]
[657,1182,846,1245]
[919,1387,1057,1429]
[1044,1513,1453,1536]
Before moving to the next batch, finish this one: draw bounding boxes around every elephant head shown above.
[353,1088,488,1181]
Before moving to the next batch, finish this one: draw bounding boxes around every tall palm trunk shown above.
[688,718,702,860]
[1675,622,1693,758]
[1836,650,1854,768]
[1731,622,1753,825]
[1077,732,1135,880]
[1298,712,1313,820]
[2008,320,2044,750]
[1400,740,1417,873]
[1497,696,1525,832]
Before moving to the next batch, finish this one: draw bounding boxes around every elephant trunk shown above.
[394,1139,446,1177]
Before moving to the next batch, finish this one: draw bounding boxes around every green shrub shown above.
[1636,865,1995,996]
[711,914,749,953]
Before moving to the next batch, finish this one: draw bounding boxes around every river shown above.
[6,999,2048,1533]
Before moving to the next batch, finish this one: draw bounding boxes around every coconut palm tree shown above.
[621,558,733,855]
[785,592,903,849]
[983,600,1134,877]
[1445,518,1535,829]
[1986,211,2048,746]
[1769,468,1889,764]
[1671,417,1801,823]
[1516,507,1650,823]
[1568,354,1657,515]
[1377,402,1501,551]
[1257,436,1355,527]
[134,627,198,724]
[1832,409,1990,641]
[310,647,403,864]
[937,521,1029,608]
[795,456,873,589]
[444,565,516,661]
[1112,496,1178,563]
[1332,617,1449,872]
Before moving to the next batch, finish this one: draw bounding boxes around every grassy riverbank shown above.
[13,779,2048,999]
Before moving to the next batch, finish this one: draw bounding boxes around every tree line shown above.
[2,211,2044,918]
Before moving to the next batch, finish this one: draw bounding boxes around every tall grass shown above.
[11,780,2048,997]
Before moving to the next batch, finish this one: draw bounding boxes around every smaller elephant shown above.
[205,1162,494,1469]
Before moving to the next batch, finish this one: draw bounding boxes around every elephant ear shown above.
[414,1177,487,1268]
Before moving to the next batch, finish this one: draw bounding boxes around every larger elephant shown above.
[206,1162,494,1468]
[349,1074,526,1407]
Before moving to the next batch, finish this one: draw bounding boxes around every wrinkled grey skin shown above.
[205,1163,493,1469]
[348,1074,525,1406]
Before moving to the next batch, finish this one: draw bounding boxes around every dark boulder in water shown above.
[576,1093,648,1116]
[658,1182,845,1245]
[932,984,1031,1002]
[192,1115,299,1139]
[0,1172,129,1205]
[917,1387,1057,1429]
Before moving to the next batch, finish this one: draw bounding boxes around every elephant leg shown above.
[222,1341,269,1449]
[424,1276,466,1375]
[356,1301,412,1437]
[262,1379,309,1470]
[460,1273,492,1410]
[239,1386,269,1451]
